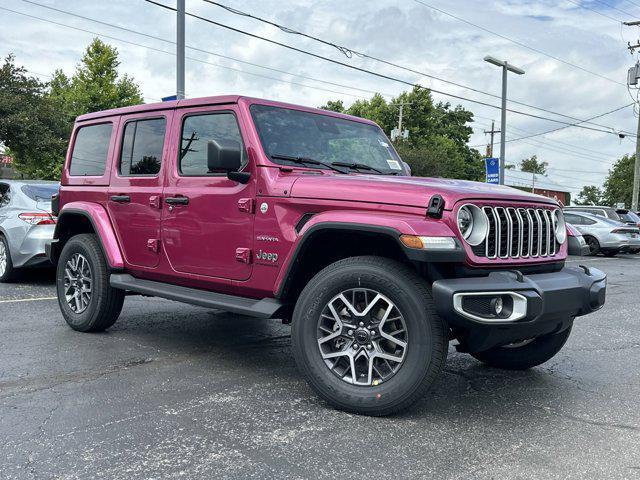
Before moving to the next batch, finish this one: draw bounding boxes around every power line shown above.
[143,0,634,137]
[0,5,390,101]
[413,0,625,86]
[198,0,628,130]
[564,0,623,22]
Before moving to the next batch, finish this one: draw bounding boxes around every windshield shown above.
[21,184,59,202]
[250,104,406,174]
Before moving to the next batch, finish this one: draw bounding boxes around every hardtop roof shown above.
[76,95,378,126]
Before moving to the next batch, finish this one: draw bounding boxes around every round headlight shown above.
[553,210,567,244]
[457,204,489,246]
[458,206,474,239]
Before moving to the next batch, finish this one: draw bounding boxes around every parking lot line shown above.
[0,296,57,304]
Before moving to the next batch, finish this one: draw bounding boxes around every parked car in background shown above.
[563,210,640,256]
[564,205,622,222]
[616,209,640,228]
[0,180,59,281]
[566,223,588,256]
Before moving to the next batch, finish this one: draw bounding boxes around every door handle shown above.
[165,196,189,205]
[110,195,131,203]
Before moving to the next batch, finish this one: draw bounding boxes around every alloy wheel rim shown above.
[64,253,92,314]
[316,288,408,386]
[0,241,6,277]
[588,238,598,254]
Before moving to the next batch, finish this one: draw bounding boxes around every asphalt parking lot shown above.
[0,256,639,480]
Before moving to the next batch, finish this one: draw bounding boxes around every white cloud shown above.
[1,0,637,192]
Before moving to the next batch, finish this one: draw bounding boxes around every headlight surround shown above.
[553,209,567,244]
[457,204,489,246]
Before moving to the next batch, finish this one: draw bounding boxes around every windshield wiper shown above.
[331,161,386,174]
[270,153,348,174]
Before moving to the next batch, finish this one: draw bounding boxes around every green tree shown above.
[602,154,634,207]
[319,99,345,113]
[520,155,548,174]
[319,86,483,180]
[574,185,603,205]
[50,38,143,119]
[0,55,68,179]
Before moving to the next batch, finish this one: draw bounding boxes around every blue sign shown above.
[485,158,500,184]
[161,95,178,102]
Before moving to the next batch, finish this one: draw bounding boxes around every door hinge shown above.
[149,195,161,209]
[147,238,160,253]
[235,247,252,264]
[238,198,255,213]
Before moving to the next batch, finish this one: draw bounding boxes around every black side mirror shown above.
[207,139,250,184]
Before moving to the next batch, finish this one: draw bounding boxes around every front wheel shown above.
[470,326,572,370]
[584,236,600,256]
[292,256,448,416]
[56,233,124,332]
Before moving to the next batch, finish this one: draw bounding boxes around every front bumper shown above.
[432,266,606,352]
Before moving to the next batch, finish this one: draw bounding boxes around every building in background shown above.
[505,169,571,205]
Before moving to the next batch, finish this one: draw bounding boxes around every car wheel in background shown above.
[56,233,124,332]
[583,236,600,256]
[470,326,572,370]
[292,256,448,416]
[0,235,17,282]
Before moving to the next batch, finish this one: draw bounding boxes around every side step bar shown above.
[110,274,283,319]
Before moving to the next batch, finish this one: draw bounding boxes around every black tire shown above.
[56,233,124,332]
[470,326,572,370]
[583,236,600,256]
[0,234,18,282]
[292,256,448,416]
[602,250,619,257]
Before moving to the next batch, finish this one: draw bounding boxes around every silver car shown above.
[563,210,640,256]
[0,180,59,281]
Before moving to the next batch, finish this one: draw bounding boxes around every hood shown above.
[289,174,558,209]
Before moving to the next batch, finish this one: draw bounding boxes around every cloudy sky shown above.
[2,0,639,194]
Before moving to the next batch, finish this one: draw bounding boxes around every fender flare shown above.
[274,212,465,299]
[49,202,124,269]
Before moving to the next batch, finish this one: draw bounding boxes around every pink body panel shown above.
[58,95,568,301]
[59,201,125,269]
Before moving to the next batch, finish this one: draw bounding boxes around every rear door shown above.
[161,105,255,281]
[107,112,172,269]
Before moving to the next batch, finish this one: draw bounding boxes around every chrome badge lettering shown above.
[256,250,278,263]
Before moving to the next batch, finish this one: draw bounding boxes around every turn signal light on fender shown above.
[400,235,457,250]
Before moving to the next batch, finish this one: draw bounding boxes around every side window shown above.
[582,217,596,225]
[120,118,166,176]
[179,113,246,176]
[0,184,10,208]
[564,214,581,225]
[69,123,113,176]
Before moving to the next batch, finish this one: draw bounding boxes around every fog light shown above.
[491,296,504,315]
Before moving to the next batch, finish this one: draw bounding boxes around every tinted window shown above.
[0,183,9,208]
[21,184,59,202]
[564,213,582,225]
[69,123,112,176]
[120,118,166,176]
[179,113,246,176]
[582,217,597,225]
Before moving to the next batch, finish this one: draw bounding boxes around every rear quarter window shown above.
[69,123,113,176]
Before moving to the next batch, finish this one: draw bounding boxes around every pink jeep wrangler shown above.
[48,96,606,415]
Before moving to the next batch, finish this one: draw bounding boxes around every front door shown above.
[107,113,171,269]
[161,106,255,281]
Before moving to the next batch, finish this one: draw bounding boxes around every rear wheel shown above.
[0,235,17,282]
[470,326,572,370]
[584,236,600,256]
[56,234,124,332]
[292,256,448,416]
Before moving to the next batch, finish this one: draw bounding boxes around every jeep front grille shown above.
[472,206,560,259]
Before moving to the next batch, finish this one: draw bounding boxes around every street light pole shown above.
[176,0,185,100]
[484,56,525,185]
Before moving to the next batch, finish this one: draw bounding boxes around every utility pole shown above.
[391,102,411,141]
[484,56,525,185]
[176,0,185,100]
[624,20,640,210]
[484,120,500,158]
